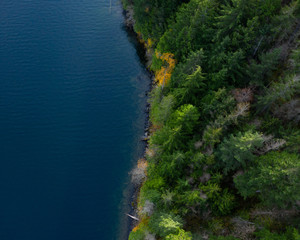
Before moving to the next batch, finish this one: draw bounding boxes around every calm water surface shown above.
[0,1,149,239]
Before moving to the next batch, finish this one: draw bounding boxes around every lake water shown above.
[0,1,149,239]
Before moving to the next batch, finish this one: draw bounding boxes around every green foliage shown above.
[259,115,283,136]
[173,66,207,106]
[210,189,236,215]
[156,0,218,62]
[158,152,188,184]
[139,175,164,207]
[202,126,223,149]
[256,74,300,113]
[208,45,246,87]
[216,130,264,174]
[284,129,300,153]
[143,176,165,192]
[133,0,186,39]
[130,0,300,238]
[128,218,150,240]
[214,0,281,52]
[148,212,183,237]
[206,0,281,86]
[149,86,163,124]
[121,0,132,10]
[234,151,300,208]
[182,189,205,207]
[271,2,300,43]
[170,49,205,88]
[290,46,300,74]
[151,125,182,152]
[161,190,175,207]
[198,174,236,215]
[169,104,200,134]
[255,227,300,240]
[128,229,145,240]
[248,48,281,86]
[208,218,226,235]
[151,104,199,152]
[166,228,193,240]
[153,0,295,88]
[200,88,235,125]
[151,92,175,126]
[139,186,161,208]
[201,180,236,215]
[201,181,221,199]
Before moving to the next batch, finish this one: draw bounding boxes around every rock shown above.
[124,6,135,28]
[141,136,149,141]
[141,200,154,216]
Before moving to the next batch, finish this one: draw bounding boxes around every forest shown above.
[123,0,300,239]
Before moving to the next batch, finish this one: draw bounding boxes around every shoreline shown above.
[122,5,154,239]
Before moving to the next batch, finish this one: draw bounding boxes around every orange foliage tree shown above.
[155,52,176,87]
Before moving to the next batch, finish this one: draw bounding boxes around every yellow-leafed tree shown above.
[155,52,176,87]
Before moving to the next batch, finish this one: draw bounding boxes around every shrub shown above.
[148,212,183,237]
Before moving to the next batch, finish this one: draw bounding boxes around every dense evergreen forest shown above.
[123,0,300,239]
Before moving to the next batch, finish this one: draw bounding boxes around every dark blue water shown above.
[0,1,149,239]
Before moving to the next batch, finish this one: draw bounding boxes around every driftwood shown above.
[126,213,139,221]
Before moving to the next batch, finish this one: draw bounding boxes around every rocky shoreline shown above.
[122,4,155,238]
[123,6,135,30]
